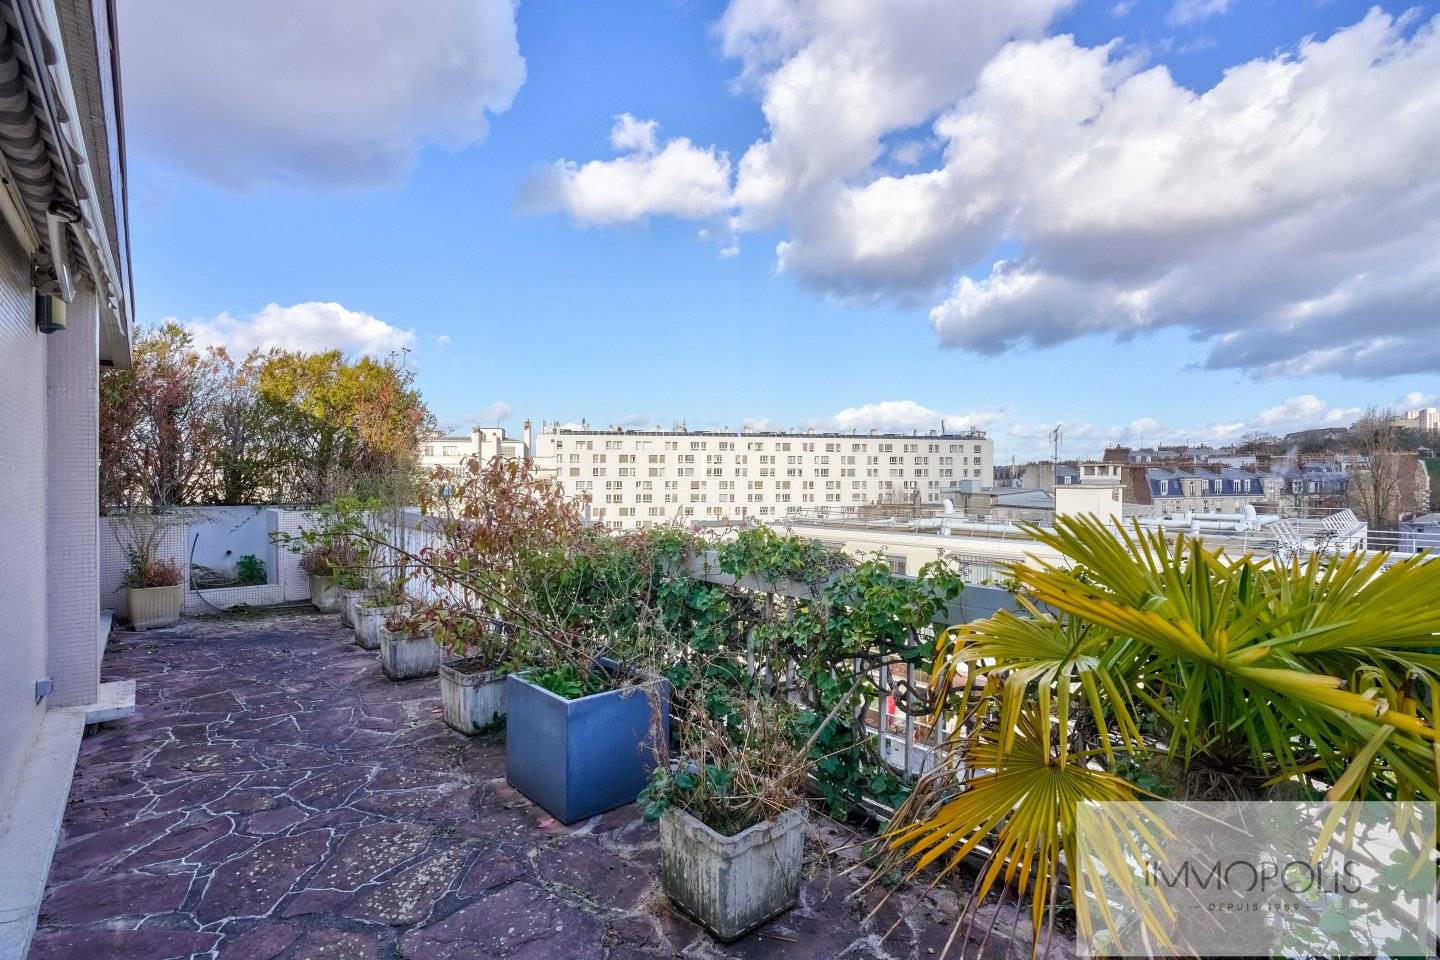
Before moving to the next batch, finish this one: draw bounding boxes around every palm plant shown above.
[877,515,1440,955]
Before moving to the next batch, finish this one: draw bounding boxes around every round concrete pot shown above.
[379,627,440,681]
[309,575,339,613]
[128,584,183,631]
[439,659,508,734]
[660,806,807,942]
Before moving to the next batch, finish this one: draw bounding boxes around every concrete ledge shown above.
[98,609,113,661]
[85,679,135,725]
[0,707,87,959]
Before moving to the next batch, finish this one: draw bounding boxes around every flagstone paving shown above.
[31,610,1009,960]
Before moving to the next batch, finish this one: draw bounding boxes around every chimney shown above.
[523,419,533,463]
[494,429,505,463]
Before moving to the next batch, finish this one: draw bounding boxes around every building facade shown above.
[0,0,132,953]
[533,424,994,529]
[420,422,533,474]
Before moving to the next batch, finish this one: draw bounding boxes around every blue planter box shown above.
[505,672,670,824]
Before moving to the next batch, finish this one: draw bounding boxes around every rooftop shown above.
[542,424,989,440]
[31,611,986,960]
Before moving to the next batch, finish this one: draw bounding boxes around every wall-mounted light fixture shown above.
[35,290,65,333]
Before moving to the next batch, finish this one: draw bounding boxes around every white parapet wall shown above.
[100,507,316,619]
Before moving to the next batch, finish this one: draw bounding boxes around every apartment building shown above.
[420,422,533,474]
[533,423,994,529]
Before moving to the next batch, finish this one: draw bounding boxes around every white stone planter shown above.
[127,584,182,631]
[379,628,441,681]
[310,575,339,613]
[354,604,401,650]
[660,806,807,942]
[439,660,507,733]
[338,587,368,628]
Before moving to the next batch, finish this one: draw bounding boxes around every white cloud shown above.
[523,116,732,226]
[539,5,1440,379]
[994,394,1368,460]
[122,0,525,189]
[1169,0,1232,25]
[829,400,1004,434]
[435,334,452,348]
[183,302,415,357]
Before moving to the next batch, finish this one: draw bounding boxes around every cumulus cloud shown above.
[522,115,732,226]
[183,302,415,357]
[122,0,525,188]
[435,334,452,348]
[538,4,1440,379]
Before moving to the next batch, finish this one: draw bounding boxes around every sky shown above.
[118,0,1440,462]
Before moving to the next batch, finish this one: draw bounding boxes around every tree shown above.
[100,323,226,509]
[256,349,434,502]
[100,329,435,510]
[1349,406,1405,528]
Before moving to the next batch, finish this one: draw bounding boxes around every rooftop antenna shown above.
[1049,424,1062,465]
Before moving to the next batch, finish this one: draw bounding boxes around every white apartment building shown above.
[533,424,994,530]
[420,422,534,474]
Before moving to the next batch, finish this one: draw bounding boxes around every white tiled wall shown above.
[46,287,100,707]
[101,508,317,617]
[0,217,48,802]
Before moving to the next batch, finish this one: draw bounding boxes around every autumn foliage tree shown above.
[100,325,435,510]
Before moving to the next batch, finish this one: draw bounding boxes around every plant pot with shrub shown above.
[379,610,441,680]
[506,658,670,825]
[125,558,184,630]
[337,572,370,629]
[354,579,406,650]
[641,678,819,942]
[424,612,522,735]
[299,547,343,612]
[272,498,371,614]
[111,510,189,631]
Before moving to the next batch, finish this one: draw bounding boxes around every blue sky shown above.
[120,0,1440,460]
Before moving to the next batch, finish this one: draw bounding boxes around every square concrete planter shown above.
[310,575,339,613]
[379,627,440,680]
[128,584,183,631]
[338,587,369,628]
[353,604,400,651]
[439,660,508,734]
[660,806,807,942]
[505,671,669,825]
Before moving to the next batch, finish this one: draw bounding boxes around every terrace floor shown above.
[31,610,1014,960]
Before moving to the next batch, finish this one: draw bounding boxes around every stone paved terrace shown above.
[30,609,1008,960]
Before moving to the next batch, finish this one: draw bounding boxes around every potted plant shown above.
[506,654,670,825]
[299,546,342,612]
[378,604,441,681]
[124,556,185,631]
[272,498,369,614]
[337,571,370,628]
[426,611,521,735]
[111,510,188,630]
[639,678,815,942]
[354,578,406,650]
